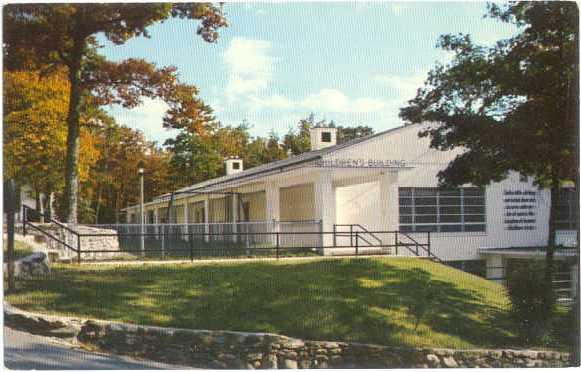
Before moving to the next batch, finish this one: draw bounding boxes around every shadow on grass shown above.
[5,257,563,349]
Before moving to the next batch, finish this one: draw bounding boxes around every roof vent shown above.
[224,156,243,175]
[309,125,337,151]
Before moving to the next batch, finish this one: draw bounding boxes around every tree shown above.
[400,1,578,330]
[3,69,100,220]
[4,4,227,222]
[166,132,225,189]
[336,125,374,144]
[283,113,316,155]
[245,131,288,168]
[283,114,374,155]
[86,123,173,223]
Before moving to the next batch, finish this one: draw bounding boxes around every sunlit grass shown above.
[5,257,569,350]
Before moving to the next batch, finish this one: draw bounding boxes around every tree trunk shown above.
[62,38,85,224]
[542,177,560,336]
[47,191,55,221]
[35,188,44,223]
[95,184,103,224]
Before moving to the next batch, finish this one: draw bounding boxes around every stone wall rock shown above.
[4,252,50,279]
[4,304,572,368]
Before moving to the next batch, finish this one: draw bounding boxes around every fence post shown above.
[394,232,398,256]
[427,232,431,257]
[355,232,359,256]
[350,225,353,247]
[161,225,165,260]
[276,232,280,259]
[333,225,336,247]
[189,233,194,262]
[22,206,27,236]
[77,234,81,264]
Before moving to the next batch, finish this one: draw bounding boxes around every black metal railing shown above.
[333,224,440,262]
[22,205,83,262]
[22,206,437,264]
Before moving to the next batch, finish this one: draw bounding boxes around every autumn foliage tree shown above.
[4,3,227,222]
[85,123,173,223]
[3,69,99,219]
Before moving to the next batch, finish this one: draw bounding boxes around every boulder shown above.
[10,252,50,279]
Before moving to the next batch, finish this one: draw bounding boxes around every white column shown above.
[231,193,239,243]
[485,254,506,285]
[266,182,281,247]
[314,171,336,254]
[154,208,159,238]
[265,183,280,223]
[204,196,210,242]
[379,171,399,232]
[183,202,189,241]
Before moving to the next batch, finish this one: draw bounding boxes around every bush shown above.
[506,260,555,345]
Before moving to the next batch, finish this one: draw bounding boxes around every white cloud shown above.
[223,37,274,100]
[374,72,427,102]
[108,98,179,144]
[249,94,295,110]
[300,89,386,113]
[244,88,387,114]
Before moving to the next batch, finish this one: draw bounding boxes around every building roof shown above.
[130,124,413,208]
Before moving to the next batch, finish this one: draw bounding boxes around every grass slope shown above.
[3,241,34,262]
[4,257,564,349]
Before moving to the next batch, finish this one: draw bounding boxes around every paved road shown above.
[4,327,191,370]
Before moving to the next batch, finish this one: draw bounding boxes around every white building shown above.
[124,123,578,279]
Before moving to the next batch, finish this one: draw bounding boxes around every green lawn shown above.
[4,257,569,350]
[3,240,34,262]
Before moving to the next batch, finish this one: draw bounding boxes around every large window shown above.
[399,187,486,233]
[555,188,579,230]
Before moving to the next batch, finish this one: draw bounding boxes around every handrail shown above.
[352,224,382,245]
[333,224,382,245]
[23,205,80,237]
[24,221,79,253]
[398,232,442,263]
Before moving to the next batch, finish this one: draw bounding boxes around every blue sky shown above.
[102,2,518,145]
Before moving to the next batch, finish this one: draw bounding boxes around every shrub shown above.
[505,260,555,345]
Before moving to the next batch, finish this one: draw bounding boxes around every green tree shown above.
[4,3,227,223]
[283,114,374,155]
[166,132,224,189]
[400,1,578,288]
[245,130,288,168]
[336,125,374,144]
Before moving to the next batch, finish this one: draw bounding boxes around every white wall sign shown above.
[314,158,407,168]
[503,190,537,231]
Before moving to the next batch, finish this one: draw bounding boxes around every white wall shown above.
[326,124,552,261]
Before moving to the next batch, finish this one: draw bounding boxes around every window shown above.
[233,161,240,170]
[555,188,579,230]
[321,131,332,142]
[399,187,486,233]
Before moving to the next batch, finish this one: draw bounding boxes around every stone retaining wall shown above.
[4,304,571,369]
[20,224,130,261]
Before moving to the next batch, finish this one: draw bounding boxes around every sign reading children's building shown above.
[314,158,408,169]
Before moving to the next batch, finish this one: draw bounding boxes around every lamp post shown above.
[138,166,145,257]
